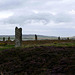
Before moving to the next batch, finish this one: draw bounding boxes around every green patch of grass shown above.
[0,45,15,51]
[1,42,75,51]
[42,42,75,47]
[23,42,75,48]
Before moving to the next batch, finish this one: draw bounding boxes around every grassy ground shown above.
[0,40,75,75]
[0,45,14,51]
[0,40,75,50]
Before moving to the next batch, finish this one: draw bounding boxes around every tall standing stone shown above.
[15,27,22,47]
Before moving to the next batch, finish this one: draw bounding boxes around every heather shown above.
[0,46,75,75]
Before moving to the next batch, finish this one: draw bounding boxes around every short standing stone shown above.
[35,34,37,41]
[58,37,60,40]
[3,37,5,41]
[67,37,69,40]
[15,27,22,47]
[8,37,11,41]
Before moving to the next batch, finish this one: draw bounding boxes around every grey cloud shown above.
[0,0,63,11]
[2,12,73,25]
[54,13,73,23]
[2,13,53,25]
[0,0,26,11]
[0,0,75,36]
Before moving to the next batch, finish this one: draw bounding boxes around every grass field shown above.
[0,40,75,50]
[0,40,75,75]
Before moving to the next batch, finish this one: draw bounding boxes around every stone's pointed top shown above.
[35,34,37,36]
[15,27,18,29]
[15,27,22,30]
[19,28,22,30]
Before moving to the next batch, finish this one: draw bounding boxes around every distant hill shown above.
[22,34,57,40]
[70,36,75,40]
[0,34,57,41]
[0,34,75,41]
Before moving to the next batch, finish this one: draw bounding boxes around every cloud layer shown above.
[0,0,75,36]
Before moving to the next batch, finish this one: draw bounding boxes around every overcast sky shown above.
[0,0,75,37]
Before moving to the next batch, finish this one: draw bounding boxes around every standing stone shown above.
[15,27,22,47]
[35,34,37,41]
[8,37,10,41]
[67,37,69,40]
[3,37,5,41]
[58,36,60,40]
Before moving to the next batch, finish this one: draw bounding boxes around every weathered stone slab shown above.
[15,27,22,47]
